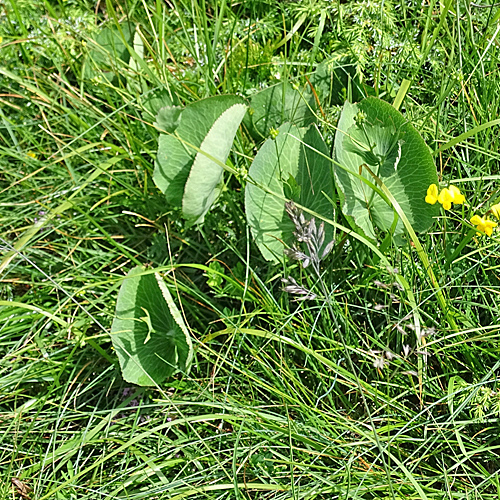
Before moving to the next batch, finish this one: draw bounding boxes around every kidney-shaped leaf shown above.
[110,266,193,386]
[154,95,247,222]
[245,123,334,262]
[249,83,317,139]
[334,97,438,240]
[182,103,247,223]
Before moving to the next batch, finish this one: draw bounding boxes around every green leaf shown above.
[142,88,175,122]
[309,57,364,106]
[249,83,316,138]
[245,123,334,262]
[110,266,193,386]
[83,23,135,82]
[155,106,183,133]
[334,97,438,241]
[139,307,155,344]
[283,174,301,200]
[128,27,144,74]
[182,103,247,223]
[154,95,247,217]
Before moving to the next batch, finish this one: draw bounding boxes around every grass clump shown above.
[1,1,500,499]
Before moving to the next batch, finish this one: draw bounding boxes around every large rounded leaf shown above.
[154,95,247,222]
[182,103,247,223]
[110,266,193,386]
[249,83,317,139]
[245,123,334,262]
[334,97,438,240]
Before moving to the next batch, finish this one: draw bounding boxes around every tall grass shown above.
[1,0,500,499]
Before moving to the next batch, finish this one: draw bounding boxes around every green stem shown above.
[362,164,458,332]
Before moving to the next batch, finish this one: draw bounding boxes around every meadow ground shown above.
[1,1,500,499]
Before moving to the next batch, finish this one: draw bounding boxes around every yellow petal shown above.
[438,188,453,208]
[470,215,485,226]
[425,184,439,205]
[439,188,453,210]
[470,215,497,236]
[427,184,438,196]
[484,220,497,236]
[449,185,465,204]
[490,203,500,219]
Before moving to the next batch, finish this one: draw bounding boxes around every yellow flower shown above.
[470,215,497,236]
[425,184,439,205]
[426,183,466,210]
[438,188,454,210]
[449,185,465,204]
[490,203,500,219]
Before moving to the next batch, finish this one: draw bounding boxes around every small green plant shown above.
[112,66,454,384]
[245,122,334,261]
[110,266,193,386]
[334,97,439,241]
[154,95,247,224]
